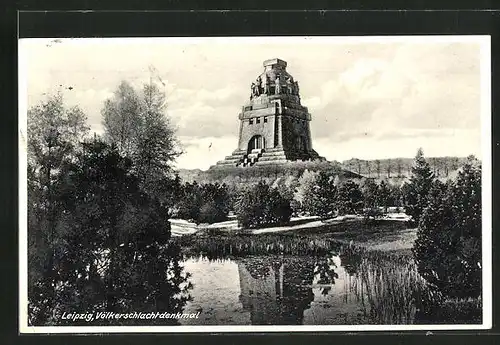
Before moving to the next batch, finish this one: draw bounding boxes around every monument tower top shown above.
[263,58,287,70]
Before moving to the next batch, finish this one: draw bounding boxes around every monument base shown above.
[212,147,326,169]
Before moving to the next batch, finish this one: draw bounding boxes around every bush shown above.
[417,297,482,324]
[175,182,230,224]
[235,182,292,229]
[175,182,203,222]
[362,207,384,222]
[197,201,221,224]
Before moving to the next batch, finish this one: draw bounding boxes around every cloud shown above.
[175,136,237,170]
[170,103,240,138]
[313,128,480,162]
[168,86,237,105]
[304,42,480,145]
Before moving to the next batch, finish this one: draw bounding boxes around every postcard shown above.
[18,36,492,333]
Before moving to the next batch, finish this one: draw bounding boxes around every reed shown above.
[176,233,341,258]
[342,247,442,324]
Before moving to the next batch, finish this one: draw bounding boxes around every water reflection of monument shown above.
[237,258,315,325]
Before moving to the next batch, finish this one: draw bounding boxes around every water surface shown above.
[178,248,426,325]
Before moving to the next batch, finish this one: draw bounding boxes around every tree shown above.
[102,81,142,157]
[29,139,190,325]
[134,82,180,193]
[272,175,300,215]
[396,159,403,177]
[443,159,450,177]
[174,182,231,224]
[400,182,411,207]
[361,178,379,209]
[454,157,481,242]
[28,93,90,197]
[377,180,391,213]
[308,171,338,220]
[404,148,435,224]
[336,180,363,215]
[235,182,292,228]
[272,175,299,201]
[375,160,381,178]
[413,160,481,298]
[27,93,89,321]
[386,159,392,178]
[294,169,319,215]
[365,160,371,178]
[175,182,203,222]
[356,159,361,175]
[102,79,180,197]
[390,183,403,209]
[361,178,383,221]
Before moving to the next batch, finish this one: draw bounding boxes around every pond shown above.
[28,230,481,327]
[175,235,442,325]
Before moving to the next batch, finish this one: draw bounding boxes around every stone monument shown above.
[214,58,325,168]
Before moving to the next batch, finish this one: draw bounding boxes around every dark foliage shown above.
[413,160,481,299]
[404,148,435,224]
[28,139,191,325]
[336,180,363,215]
[235,182,292,229]
[175,182,231,224]
[308,171,338,220]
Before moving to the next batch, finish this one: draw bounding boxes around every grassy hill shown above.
[176,156,475,186]
[177,160,361,185]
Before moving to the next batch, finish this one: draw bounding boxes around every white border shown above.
[18,35,492,333]
[480,35,492,329]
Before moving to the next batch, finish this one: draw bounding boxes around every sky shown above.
[20,36,489,170]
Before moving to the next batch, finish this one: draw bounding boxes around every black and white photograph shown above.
[18,36,491,332]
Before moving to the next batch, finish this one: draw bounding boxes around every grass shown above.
[173,219,415,259]
[175,232,341,258]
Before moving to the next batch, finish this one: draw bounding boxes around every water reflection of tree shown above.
[237,256,316,325]
[31,240,193,326]
[339,246,363,276]
[314,256,339,295]
[111,243,193,326]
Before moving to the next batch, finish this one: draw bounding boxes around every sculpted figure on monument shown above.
[251,82,260,98]
[263,75,270,95]
[256,76,263,93]
[286,76,294,94]
[293,81,300,96]
[275,76,281,95]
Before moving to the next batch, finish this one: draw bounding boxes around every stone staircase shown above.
[239,148,264,167]
[214,147,325,168]
[215,149,247,167]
